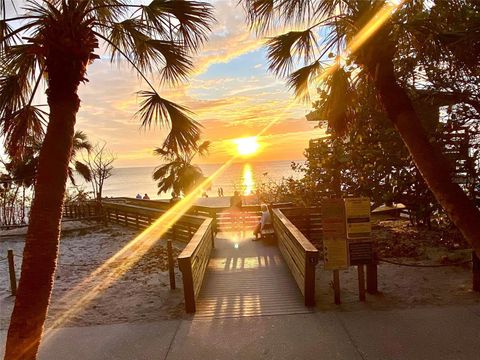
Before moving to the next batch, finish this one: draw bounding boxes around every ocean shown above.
[72,160,303,200]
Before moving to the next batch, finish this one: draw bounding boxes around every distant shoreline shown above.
[114,159,305,170]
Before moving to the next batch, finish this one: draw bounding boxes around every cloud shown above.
[190,0,267,74]
[254,64,263,69]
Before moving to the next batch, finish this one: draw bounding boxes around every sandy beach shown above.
[0,221,186,330]
[1,218,479,330]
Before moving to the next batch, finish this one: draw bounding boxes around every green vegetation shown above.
[243,0,480,253]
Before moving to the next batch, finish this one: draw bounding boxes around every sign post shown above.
[345,197,373,301]
[321,199,348,304]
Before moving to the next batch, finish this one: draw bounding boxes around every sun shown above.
[233,136,260,156]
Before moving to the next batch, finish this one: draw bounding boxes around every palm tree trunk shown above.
[368,57,480,255]
[4,63,80,359]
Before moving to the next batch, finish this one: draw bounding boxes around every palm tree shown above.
[242,0,480,254]
[68,130,93,185]
[153,140,210,196]
[0,1,214,358]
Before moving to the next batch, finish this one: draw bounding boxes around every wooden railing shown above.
[279,207,322,241]
[105,197,291,233]
[272,208,319,306]
[101,201,205,243]
[177,217,214,313]
[63,201,101,220]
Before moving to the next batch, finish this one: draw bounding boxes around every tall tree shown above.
[242,0,480,254]
[0,1,214,358]
[84,141,116,200]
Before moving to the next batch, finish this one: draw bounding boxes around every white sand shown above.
[0,221,185,330]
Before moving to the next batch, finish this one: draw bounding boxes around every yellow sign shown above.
[345,198,371,240]
[324,239,348,270]
[322,199,348,270]
[345,198,370,217]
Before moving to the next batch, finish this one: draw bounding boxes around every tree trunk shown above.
[368,57,480,255]
[4,62,81,359]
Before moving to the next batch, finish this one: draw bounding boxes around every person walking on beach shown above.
[220,187,224,197]
[230,191,243,230]
[253,204,272,241]
[143,193,150,200]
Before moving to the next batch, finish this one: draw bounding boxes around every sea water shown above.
[72,160,303,200]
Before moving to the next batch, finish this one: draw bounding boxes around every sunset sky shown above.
[73,0,325,167]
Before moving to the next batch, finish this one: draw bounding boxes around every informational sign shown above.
[322,199,348,270]
[345,197,371,240]
[348,242,374,266]
[345,197,373,265]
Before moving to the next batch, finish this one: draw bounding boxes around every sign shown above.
[345,197,371,240]
[322,199,348,270]
[348,242,374,265]
[345,197,374,265]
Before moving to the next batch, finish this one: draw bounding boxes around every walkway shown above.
[2,305,480,359]
[194,232,309,318]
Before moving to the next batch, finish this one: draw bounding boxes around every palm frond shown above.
[242,0,274,34]
[1,104,47,159]
[319,68,355,136]
[71,130,93,158]
[266,29,316,77]
[197,140,210,156]
[67,166,76,186]
[286,60,321,101]
[136,90,200,153]
[153,147,174,158]
[87,0,128,23]
[147,0,214,50]
[278,0,316,25]
[0,74,29,117]
[74,160,92,182]
[148,39,193,84]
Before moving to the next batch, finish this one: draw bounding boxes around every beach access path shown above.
[1,304,480,359]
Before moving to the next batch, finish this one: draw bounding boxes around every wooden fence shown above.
[63,201,101,220]
[272,208,319,306]
[279,207,322,241]
[177,217,215,313]
[104,197,291,233]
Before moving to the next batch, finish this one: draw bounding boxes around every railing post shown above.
[366,253,378,294]
[167,240,176,290]
[304,251,318,306]
[333,270,341,304]
[210,209,217,235]
[358,265,366,302]
[7,249,17,296]
[178,257,196,313]
[473,250,480,292]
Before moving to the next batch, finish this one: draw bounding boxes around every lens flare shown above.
[233,136,259,156]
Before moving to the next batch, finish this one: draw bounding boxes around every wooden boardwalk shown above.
[194,231,311,319]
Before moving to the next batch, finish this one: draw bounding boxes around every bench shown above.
[261,224,275,239]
